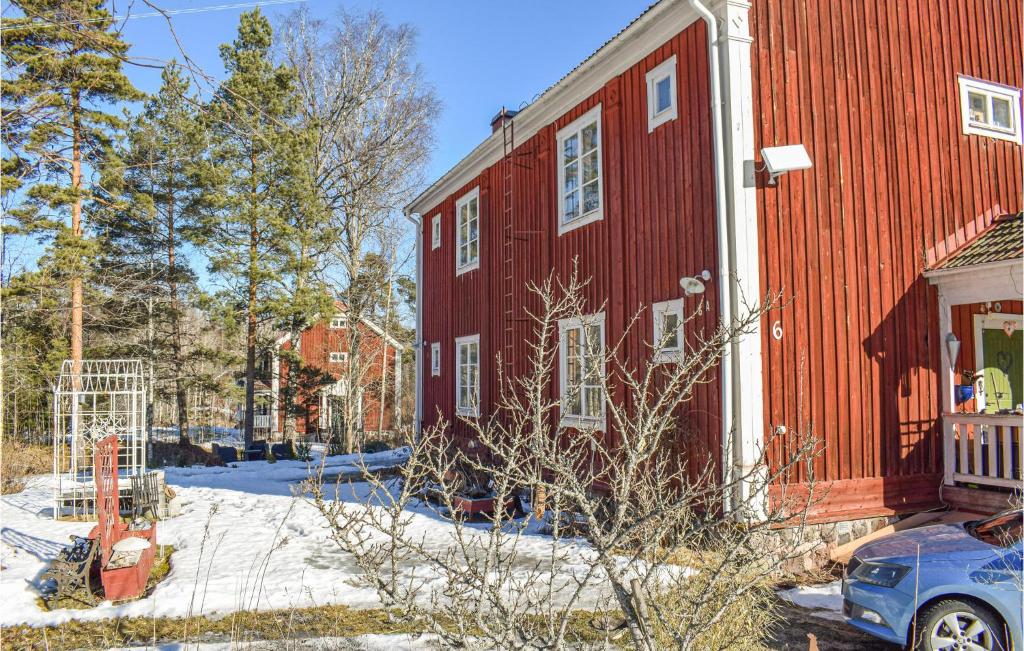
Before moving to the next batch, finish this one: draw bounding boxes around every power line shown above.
[0,0,307,32]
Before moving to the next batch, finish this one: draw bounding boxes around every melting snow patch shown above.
[777,580,844,621]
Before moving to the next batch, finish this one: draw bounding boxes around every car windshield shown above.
[966,510,1023,548]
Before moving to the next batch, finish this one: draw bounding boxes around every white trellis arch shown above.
[53,359,148,519]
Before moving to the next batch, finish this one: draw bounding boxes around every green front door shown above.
[981,324,1023,413]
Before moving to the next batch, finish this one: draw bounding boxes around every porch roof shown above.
[931,212,1022,270]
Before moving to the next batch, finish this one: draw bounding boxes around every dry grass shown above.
[1,436,52,494]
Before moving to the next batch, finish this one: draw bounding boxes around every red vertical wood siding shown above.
[278,319,398,435]
[751,0,1022,512]
[421,20,722,478]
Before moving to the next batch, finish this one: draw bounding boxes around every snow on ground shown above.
[777,580,844,621]
[1,449,611,628]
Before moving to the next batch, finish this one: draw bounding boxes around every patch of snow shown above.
[108,633,446,650]
[777,580,844,621]
[0,447,628,628]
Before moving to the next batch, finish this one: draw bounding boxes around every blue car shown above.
[842,509,1022,650]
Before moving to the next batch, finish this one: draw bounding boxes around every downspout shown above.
[689,0,736,511]
[404,210,424,438]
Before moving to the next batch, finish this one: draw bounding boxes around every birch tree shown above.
[277,7,437,450]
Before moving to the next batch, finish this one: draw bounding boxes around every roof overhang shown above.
[407,0,714,217]
[924,258,1024,305]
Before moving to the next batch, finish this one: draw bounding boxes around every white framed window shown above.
[431,214,441,250]
[652,299,684,363]
[329,351,348,364]
[455,188,480,274]
[646,55,678,132]
[958,76,1022,143]
[455,334,480,416]
[430,342,440,376]
[556,105,603,235]
[329,314,347,329]
[558,312,605,427]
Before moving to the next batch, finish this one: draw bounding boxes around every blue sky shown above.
[119,0,653,184]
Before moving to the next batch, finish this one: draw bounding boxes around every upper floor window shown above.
[557,105,603,235]
[455,335,480,416]
[430,342,440,376]
[431,214,441,250]
[329,351,348,364]
[455,188,480,274]
[330,314,347,329]
[958,76,1022,143]
[646,55,678,132]
[652,299,684,363]
[559,312,605,427]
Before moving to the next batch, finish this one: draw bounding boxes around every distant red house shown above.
[251,310,404,440]
[407,0,1022,523]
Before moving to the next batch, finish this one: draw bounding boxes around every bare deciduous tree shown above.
[310,269,822,650]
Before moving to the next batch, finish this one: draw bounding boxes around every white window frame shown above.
[329,314,347,329]
[558,312,606,429]
[973,312,1023,412]
[957,76,1022,144]
[455,188,480,275]
[455,334,480,416]
[646,55,678,133]
[430,342,440,376]
[329,351,348,364]
[431,214,441,250]
[652,299,684,363]
[556,105,603,235]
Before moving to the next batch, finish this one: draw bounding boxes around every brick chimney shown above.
[490,107,519,133]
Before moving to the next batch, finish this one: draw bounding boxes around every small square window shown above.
[329,315,347,329]
[652,299,684,363]
[329,351,348,364]
[431,214,441,250]
[430,342,440,376]
[958,76,1021,143]
[646,55,678,133]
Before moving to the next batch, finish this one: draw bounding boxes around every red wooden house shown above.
[406,0,1022,524]
[249,309,404,441]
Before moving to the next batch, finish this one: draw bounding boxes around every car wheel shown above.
[914,599,1007,651]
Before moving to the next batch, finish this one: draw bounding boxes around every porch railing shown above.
[254,415,271,430]
[943,413,1022,489]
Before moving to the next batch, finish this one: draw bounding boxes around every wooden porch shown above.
[926,212,1023,514]
[942,413,1021,513]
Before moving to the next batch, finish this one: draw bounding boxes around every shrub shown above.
[1,436,51,494]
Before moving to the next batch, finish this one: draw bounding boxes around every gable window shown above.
[958,76,1022,143]
[430,342,440,376]
[455,335,480,416]
[559,312,605,426]
[329,351,348,364]
[646,55,678,132]
[652,299,684,363]
[330,315,347,329]
[455,188,480,274]
[431,214,441,250]
[556,105,603,235]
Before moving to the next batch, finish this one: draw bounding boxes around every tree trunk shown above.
[244,225,258,449]
[70,90,83,382]
[167,192,190,445]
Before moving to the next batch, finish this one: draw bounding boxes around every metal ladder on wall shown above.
[501,112,515,380]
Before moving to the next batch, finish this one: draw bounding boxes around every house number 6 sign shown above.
[772,320,783,340]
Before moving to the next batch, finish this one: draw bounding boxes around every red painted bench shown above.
[88,435,157,601]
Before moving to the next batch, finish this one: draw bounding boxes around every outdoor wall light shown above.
[945,332,961,370]
[760,144,812,185]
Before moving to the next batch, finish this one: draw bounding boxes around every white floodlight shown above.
[760,144,812,185]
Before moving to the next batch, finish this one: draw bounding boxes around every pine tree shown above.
[1,0,142,375]
[196,10,310,447]
[93,63,205,444]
